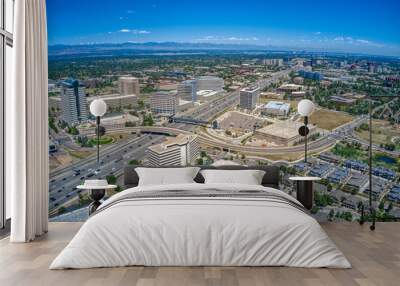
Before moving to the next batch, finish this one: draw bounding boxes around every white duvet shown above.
[50,183,351,269]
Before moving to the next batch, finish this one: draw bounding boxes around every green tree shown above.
[106,175,117,185]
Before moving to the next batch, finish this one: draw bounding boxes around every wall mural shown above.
[47,44,400,223]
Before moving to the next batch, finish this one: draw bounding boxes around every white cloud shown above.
[314,32,321,35]
[334,36,345,41]
[196,35,259,42]
[117,29,151,34]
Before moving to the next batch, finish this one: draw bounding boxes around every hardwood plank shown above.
[0,222,398,286]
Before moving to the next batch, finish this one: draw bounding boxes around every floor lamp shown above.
[297,99,315,163]
[89,99,107,169]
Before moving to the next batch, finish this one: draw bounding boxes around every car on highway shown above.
[50,197,56,202]
[80,176,85,180]
[87,173,94,178]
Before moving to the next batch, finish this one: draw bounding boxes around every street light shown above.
[297,99,315,163]
[90,99,107,167]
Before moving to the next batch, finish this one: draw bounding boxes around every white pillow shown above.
[136,167,200,186]
[200,169,265,185]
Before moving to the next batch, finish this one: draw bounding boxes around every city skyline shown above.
[47,0,400,56]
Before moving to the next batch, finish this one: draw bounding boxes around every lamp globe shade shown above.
[90,99,107,117]
[298,99,315,116]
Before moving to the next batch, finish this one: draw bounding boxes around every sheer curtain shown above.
[8,0,48,242]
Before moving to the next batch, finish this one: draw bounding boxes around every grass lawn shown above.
[68,150,93,160]
[309,109,354,131]
[355,119,400,147]
[89,136,114,146]
[263,152,306,162]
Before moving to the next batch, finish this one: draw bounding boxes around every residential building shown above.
[147,134,200,166]
[150,91,178,116]
[60,79,89,125]
[261,101,290,116]
[177,80,197,102]
[119,76,140,96]
[309,163,331,178]
[239,86,260,110]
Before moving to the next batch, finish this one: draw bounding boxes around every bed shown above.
[50,165,351,269]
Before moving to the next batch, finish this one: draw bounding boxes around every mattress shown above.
[50,183,351,269]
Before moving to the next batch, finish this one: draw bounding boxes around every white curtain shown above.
[8,0,49,242]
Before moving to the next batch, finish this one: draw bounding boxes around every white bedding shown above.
[50,183,351,269]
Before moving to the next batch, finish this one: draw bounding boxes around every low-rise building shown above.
[345,172,368,191]
[261,101,290,116]
[319,152,342,164]
[327,167,349,184]
[345,160,368,172]
[255,121,317,147]
[277,83,303,93]
[147,134,200,166]
[309,163,331,178]
[329,95,357,106]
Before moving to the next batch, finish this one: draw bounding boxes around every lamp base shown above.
[88,189,105,215]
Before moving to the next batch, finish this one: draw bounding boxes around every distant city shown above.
[47,44,400,222]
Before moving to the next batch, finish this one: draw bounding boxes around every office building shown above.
[299,70,324,81]
[147,134,200,166]
[150,91,178,115]
[239,86,260,110]
[119,76,140,96]
[196,76,224,91]
[177,80,197,102]
[60,79,89,125]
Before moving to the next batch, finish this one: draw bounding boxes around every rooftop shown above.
[148,134,197,154]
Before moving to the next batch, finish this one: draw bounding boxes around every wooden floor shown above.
[0,222,399,286]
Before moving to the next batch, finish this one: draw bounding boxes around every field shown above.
[309,109,354,131]
[356,119,400,147]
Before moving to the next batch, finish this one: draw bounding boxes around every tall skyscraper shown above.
[177,80,197,102]
[150,91,178,116]
[119,76,140,96]
[147,134,200,166]
[239,86,260,110]
[60,79,88,125]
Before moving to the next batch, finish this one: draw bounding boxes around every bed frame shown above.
[123,165,280,189]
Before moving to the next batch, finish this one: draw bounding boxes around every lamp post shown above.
[89,99,107,168]
[297,99,315,163]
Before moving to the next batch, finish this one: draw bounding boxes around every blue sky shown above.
[47,0,400,56]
